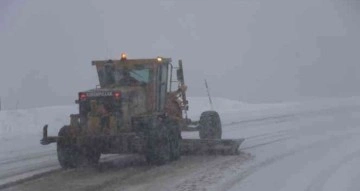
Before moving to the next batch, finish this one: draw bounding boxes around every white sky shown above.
[0,0,359,109]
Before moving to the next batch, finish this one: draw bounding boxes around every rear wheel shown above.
[145,117,181,165]
[57,126,82,168]
[168,119,181,161]
[199,111,222,139]
[57,126,100,168]
[83,146,101,165]
[145,126,170,165]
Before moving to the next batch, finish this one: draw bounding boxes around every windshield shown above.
[115,68,150,84]
[99,65,151,87]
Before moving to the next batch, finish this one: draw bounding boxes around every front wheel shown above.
[199,111,222,139]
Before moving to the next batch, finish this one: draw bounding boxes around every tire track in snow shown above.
[82,161,152,191]
[171,113,299,190]
[243,129,293,140]
[171,132,293,190]
[223,114,296,127]
[223,105,360,130]
[0,159,58,180]
[0,154,142,189]
[0,168,62,190]
[1,155,148,191]
[240,129,295,150]
[0,149,59,187]
[217,132,358,191]
[240,137,291,150]
[0,164,60,189]
[174,154,252,191]
[0,150,54,166]
[305,149,360,191]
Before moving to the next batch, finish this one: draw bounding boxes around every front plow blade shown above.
[180,138,245,155]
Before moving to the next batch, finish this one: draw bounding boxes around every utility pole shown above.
[204,79,214,110]
[0,97,2,111]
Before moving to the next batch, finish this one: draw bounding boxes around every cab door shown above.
[155,63,169,113]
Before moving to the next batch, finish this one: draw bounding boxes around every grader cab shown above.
[41,54,244,168]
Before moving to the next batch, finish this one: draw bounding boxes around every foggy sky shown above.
[0,0,359,109]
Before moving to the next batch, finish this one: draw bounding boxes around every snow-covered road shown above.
[1,97,360,191]
[223,105,360,191]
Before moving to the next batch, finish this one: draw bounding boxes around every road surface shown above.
[1,97,360,191]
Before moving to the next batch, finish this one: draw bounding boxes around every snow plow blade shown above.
[180,138,245,155]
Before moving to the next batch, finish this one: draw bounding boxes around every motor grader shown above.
[41,54,244,168]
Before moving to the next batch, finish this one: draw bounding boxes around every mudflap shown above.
[180,138,245,155]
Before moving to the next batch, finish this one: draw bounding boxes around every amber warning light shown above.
[121,53,127,60]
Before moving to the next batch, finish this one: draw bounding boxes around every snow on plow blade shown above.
[180,138,245,155]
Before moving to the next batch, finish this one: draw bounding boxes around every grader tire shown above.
[57,126,83,168]
[83,146,101,166]
[57,126,100,168]
[168,120,181,161]
[145,118,172,165]
[199,111,222,139]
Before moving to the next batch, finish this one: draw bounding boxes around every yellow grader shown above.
[41,54,244,168]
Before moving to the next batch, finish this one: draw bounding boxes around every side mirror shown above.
[177,69,183,81]
[177,60,184,82]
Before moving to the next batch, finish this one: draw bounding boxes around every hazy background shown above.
[0,0,359,109]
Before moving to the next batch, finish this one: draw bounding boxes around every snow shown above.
[0,105,77,185]
[1,96,360,190]
[0,105,77,154]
